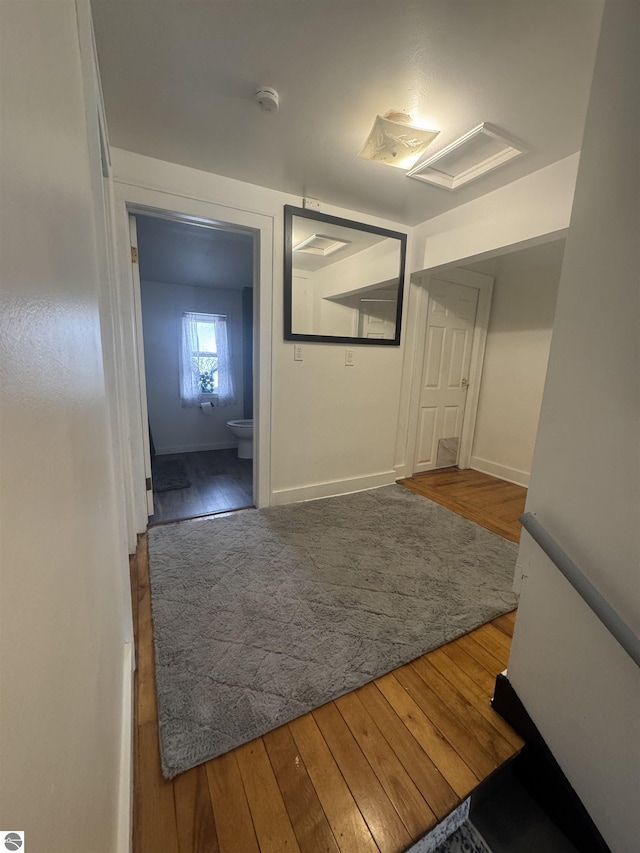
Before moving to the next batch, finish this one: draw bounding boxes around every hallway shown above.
[131,473,526,852]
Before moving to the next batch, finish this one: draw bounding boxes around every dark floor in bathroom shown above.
[148,448,253,525]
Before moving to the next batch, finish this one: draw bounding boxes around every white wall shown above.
[0,3,132,851]
[141,281,245,453]
[412,153,578,272]
[508,1,640,850]
[467,240,564,486]
[395,153,581,478]
[111,148,412,507]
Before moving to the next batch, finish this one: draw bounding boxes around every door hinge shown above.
[146,477,152,491]
[131,246,139,264]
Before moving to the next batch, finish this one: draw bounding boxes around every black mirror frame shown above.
[284,205,407,346]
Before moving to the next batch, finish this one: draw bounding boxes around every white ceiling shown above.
[92,0,603,226]
[291,215,386,272]
[136,215,254,289]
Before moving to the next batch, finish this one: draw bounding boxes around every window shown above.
[191,319,218,394]
[180,312,235,406]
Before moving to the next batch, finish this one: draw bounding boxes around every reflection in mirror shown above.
[284,206,406,345]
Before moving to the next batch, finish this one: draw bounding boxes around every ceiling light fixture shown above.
[407,122,523,189]
[293,234,351,257]
[358,111,440,170]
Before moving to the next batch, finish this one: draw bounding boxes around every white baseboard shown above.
[270,470,398,506]
[117,642,135,853]
[470,456,530,487]
[156,441,237,455]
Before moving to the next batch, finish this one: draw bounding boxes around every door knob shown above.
[461,377,469,388]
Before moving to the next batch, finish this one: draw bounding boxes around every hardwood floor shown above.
[131,528,523,853]
[397,468,527,543]
[149,448,253,525]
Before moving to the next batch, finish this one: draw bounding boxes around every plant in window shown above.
[180,312,235,406]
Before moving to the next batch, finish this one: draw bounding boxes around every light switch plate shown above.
[345,349,354,366]
[294,344,303,362]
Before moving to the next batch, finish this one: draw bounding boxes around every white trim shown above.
[470,456,530,487]
[128,215,155,518]
[112,183,273,525]
[394,463,408,480]
[422,229,569,277]
[407,122,523,190]
[404,268,494,476]
[75,0,137,552]
[155,441,238,455]
[116,641,135,853]
[270,470,398,506]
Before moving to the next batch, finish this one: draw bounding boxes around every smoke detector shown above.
[255,87,279,112]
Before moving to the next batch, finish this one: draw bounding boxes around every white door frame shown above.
[127,214,155,516]
[112,182,273,531]
[405,268,494,474]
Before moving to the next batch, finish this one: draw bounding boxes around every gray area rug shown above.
[433,823,492,853]
[152,458,191,492]
[148,484,518,778]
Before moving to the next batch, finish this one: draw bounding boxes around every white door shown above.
[413,279,479,473]
[358,295,397,339]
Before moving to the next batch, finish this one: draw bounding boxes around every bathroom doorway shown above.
[131,211,257,525]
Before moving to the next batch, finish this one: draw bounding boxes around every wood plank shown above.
[494,497,527,518]
[174,765,220,853]
[410,655,515,765]
[490,610,516,638]
[136,721,180,853]
[130,548,139,650]
[355,683,459,820]
[235,738,301,853]
[289,715,379,853]
[456,633,506,676]
[335,691,437,840]
[427,647,523,751]
[375,673,478,799]
[313,702,412,853]
[136,536,158,728]
[393,665,498,780]
[399,481,518,541]
[397,468,526,543]
[471,623,512,665]
[263,725,341,853]
[150,449,254,524]
[439,642,496,694]
[205,751,260,853]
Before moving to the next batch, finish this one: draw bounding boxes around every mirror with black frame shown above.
[284,205,407,345]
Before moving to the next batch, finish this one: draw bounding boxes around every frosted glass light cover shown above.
[358,114,440,170]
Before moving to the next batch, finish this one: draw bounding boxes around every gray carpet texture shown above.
[148,484,518,778]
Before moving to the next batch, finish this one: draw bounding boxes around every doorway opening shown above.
[132,211,257,525]
[408,237,566,488]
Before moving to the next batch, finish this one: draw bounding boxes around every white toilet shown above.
[226,419,254,459]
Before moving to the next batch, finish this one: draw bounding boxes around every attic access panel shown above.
[407,123,523,190]
[284,205,407,345]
